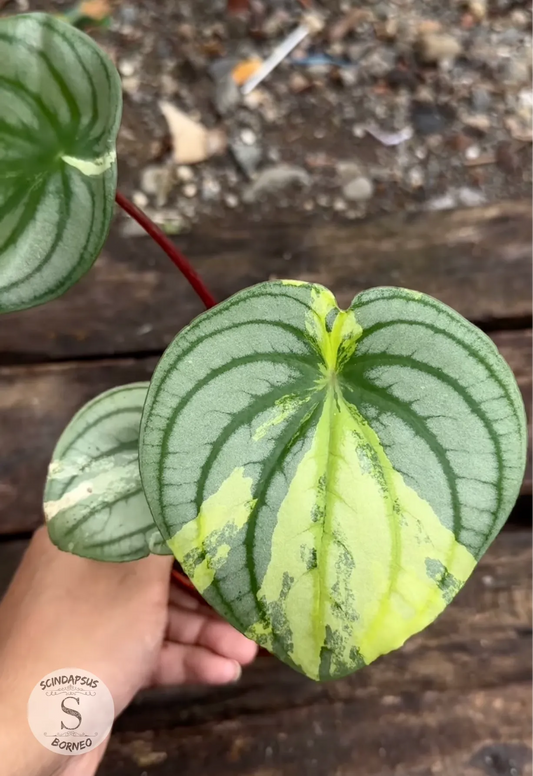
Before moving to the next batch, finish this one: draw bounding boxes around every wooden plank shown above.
[0,201,530,361]
[102,686,532,776]
[0,330,530,535]
[3,533,528,775]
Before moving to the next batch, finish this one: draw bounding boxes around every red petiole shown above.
[115,190,217,310]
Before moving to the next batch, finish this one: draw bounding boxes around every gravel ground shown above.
[5,0,533,232]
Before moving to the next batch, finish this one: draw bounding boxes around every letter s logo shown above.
[60,696,82,730]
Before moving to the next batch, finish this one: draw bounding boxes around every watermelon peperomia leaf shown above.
[0,13,121,313]
[44,383,170,562]
[140,282,527,681]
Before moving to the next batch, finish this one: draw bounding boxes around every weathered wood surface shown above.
[0,329,530,535]
[3,532,529,775]
[0,201,530,362]
[103,689,532,776]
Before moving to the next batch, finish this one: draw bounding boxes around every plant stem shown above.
[115,190,217,309]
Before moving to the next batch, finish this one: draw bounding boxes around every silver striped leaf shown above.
[139,282,527,681]
[45,383,170,562]
[0,13,121,313]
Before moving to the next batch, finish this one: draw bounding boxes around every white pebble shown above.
[177,166,194,182]
[183,183,197,198]
[224,193,239,208]
[465,145,481,160]
[118,58,137,77]
[240,128,257,146]
[132,190,149,208]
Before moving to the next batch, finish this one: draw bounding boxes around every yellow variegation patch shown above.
[247,388,476,680]
[168,467,257,593]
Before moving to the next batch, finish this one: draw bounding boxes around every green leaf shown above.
[139,282,527,680]
[44,383,170,562]
[0,13,121,313]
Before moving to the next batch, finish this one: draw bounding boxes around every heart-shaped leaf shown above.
[45,383,170,561]
[0,13,121,313]
[140,282,527,680]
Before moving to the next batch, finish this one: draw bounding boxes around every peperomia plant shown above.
[1,14,527,681]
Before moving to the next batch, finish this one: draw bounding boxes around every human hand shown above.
[0,527,257,776]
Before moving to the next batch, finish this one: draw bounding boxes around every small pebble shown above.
[352,124,366,139]
[231,141,262,177]
[468,0,486,21]
[412,102,451,136]
[213,74,241,116]
[426,192,457,211]
[242,165,311,203]
[518,88,533,115]
[183,183,198,198]
[337,161,364,184]
[118,58,137,77]
[289,72,311,94]
[462,114,491,133]
[121,76,140,96]
[471,87,491,113]
[333,197,347,212]
[140,165,174,208]
[501,57,530,87]
[510,9,529,29]
[240,128,257,146]
[458,186,486,207]
[201,178,221,201]
[224,193,239,208]
[407,166,424,188]
[418,33,463,65]
[465,144,481,160]
[343,176,374,202]
[176,166,194,183]
[132,190,149,208]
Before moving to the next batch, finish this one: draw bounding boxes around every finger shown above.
[169,583,214,614]
[154,641,243,686]
[167,604,258,664]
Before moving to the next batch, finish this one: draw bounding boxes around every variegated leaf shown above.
[0,13,121,313]
[45,383,170,561]
[139,282,527,680]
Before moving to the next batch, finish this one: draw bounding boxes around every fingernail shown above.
[231,660,242,682]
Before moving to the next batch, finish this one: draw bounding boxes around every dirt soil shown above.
[4,0,533,233]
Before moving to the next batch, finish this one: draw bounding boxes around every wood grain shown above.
[0,330,530,535]
[102,688,532,776]
[0,200,530,362]
[2,532,529,775]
